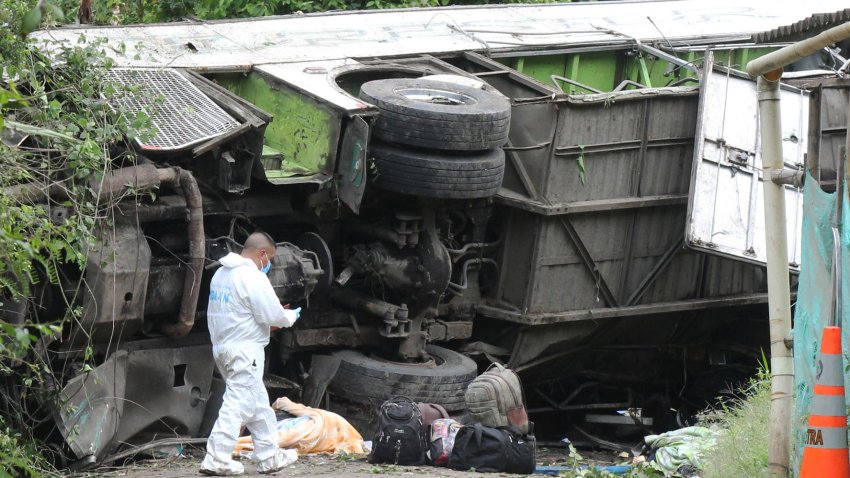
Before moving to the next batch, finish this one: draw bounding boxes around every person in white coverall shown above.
[200,232,302,476]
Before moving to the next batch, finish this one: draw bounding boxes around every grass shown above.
[364,464,402,474]
[699,370,771,478]
[0,425,58,478]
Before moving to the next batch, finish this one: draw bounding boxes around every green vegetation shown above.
[699,370,771,478]
[558,445,663,478]
[1,1,156,475]
[365,463,402,474]
[52,0,564,24]
[0,416,56,478]
[554,371,773,478]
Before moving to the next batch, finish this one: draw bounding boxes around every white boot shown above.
[256,449,298,474]
[199,454,245,476]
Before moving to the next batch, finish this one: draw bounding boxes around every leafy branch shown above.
[1,1,156,474]
[576,145,587,185]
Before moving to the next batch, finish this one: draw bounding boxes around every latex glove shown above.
[282,307,302,324]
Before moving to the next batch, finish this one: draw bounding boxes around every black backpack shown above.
[369,396,426,465]
[447,423,536,474]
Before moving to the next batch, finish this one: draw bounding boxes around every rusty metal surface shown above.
[144,264,185,316]
[482,65,773,324]
[267,243,323,303]
[802,79,850,190]
[497,191,689,216]
[58,351,128,460]
[158,169,205,338]
[482,293,771,326]
[753,8,850,44]
[426,320,473,342]
[57,341,214,461]
[78,225,151,345]
[113,343,215,447]
[283,326,382,349]
[281,320,472,349]
[336,115,369,213]
[495,89,703,315]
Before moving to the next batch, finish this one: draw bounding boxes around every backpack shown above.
[447,423,536,474]
[369,396,426,465]
[464,362,529,433]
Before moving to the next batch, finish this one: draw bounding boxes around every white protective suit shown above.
[201,252,300,475]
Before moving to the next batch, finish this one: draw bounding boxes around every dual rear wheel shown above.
[360,78,511,199]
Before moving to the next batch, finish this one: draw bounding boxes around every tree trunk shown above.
[78,0,92,24]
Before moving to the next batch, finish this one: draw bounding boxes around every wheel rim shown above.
[395,87,477,106]
[365,352,443,368]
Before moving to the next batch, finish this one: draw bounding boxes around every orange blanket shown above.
[234,397,366,456]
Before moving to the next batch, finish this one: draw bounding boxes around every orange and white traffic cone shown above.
[800,326,850,478]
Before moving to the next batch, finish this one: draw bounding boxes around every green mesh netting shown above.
[793,172,850,472]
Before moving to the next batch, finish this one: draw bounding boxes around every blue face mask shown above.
[260,252,272,274]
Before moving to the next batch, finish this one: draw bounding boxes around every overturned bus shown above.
[11,0,844,463]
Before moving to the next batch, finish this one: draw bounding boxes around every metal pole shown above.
[757,74,794,478]
[832,127,845,328]
[832,227,842,328]
[747,21,850,78]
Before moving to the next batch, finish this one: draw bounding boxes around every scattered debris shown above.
[643,426,719,477]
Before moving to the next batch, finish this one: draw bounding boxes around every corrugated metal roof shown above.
[34,0,850,70]
[753,8,850,44]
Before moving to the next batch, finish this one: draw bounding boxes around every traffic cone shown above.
[800,326,850,478]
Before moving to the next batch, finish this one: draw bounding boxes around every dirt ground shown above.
[73,446,621,478]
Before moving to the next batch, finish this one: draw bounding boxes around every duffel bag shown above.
[447,422,535,474]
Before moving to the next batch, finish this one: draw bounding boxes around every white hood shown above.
[218,252,254,269]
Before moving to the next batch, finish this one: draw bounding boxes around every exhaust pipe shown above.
[4,163,169,203]
[159,168,205,338]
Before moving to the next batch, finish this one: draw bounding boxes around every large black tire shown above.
[359,78,511,151]
[369,143,505,199]
[327,345,477,411]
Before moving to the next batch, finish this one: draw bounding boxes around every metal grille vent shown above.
[104,68,240,151]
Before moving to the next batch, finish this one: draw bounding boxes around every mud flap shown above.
[55,342,215,463]
[337,115,369,213]
[57,351,129,461]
